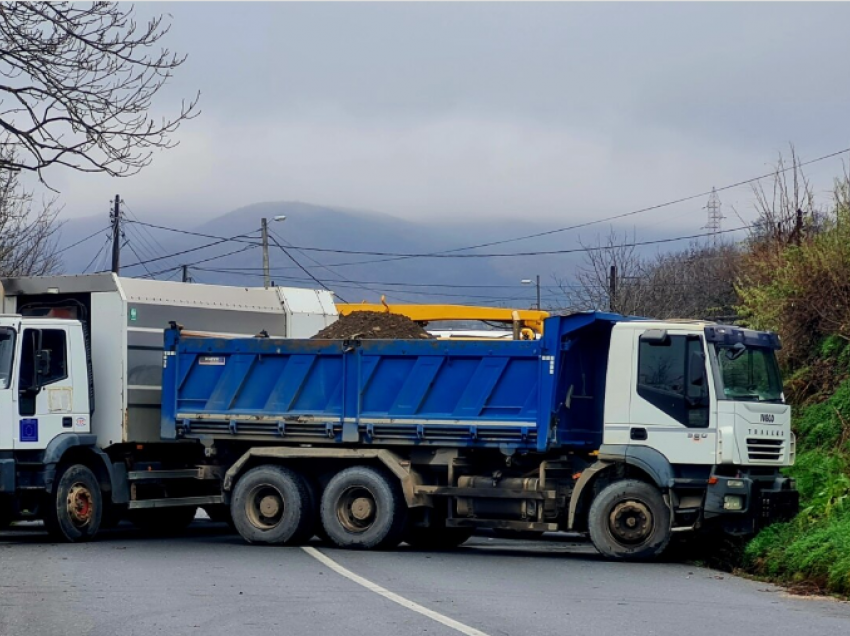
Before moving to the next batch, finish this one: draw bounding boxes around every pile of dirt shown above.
[313,311,434,340]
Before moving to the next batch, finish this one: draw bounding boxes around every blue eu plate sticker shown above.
[20,419,38,443]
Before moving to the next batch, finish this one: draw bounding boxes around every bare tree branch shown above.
[0,143,61,276]
[0,2,199,183]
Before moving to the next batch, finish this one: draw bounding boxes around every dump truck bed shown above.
[161,312,626,452]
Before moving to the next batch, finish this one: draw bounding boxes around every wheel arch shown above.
[568,445,674,531]
[42,434,127,504]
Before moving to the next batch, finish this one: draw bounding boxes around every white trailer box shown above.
[0,274,337,447]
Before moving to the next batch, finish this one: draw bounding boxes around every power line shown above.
[269,227,384,301]
[82,237,111,274]
[421,144,850,255]
[252,225,756,259]
[267,234,350,303]
[121,233,259,270]
[56,227,110,255]
[123,240,155,278]
[121,205,185,274]
[137,244,260,279]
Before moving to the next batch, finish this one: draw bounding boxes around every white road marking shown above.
[301,546,492,636]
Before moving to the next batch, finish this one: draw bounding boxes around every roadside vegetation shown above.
[737,163,850,596]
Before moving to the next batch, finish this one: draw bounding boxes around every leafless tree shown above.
[555,229,741,320]
[749,144,821,246]
[0,2,198,182]
[638,242,741,321]
[0,145,60,276]
[555,229,648,315]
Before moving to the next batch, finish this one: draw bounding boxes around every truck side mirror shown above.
[35,349,51,386]
[724,342,747,361]
[689,351,707,387]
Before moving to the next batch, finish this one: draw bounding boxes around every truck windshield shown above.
[0,328,15,389]
[713,344,783,403]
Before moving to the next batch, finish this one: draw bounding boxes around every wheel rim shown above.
[66,483,94,528]
[336,486,377,533]
[245,484,285,530]
[608,498,654,545]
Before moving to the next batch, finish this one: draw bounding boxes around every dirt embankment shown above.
[313,311,434,340]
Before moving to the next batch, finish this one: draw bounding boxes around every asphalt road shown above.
[2,518,849,636]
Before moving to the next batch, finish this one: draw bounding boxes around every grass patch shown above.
[741,377,850,597]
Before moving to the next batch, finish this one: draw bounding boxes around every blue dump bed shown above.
[161,312,624,453]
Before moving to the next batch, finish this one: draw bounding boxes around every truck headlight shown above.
[723,495,744,510]
[727,480,745,488]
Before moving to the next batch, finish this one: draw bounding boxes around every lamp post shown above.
[261,215,287,289]
[521,275,541,310]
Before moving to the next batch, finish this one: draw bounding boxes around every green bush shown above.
[745,506,850,595]
[743,380,850,596]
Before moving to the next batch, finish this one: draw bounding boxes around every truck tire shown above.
[231,465,315,545]
[43,464,102,543]
[320,466,408,550]
[588,479,671,560]
[128,506,198,533]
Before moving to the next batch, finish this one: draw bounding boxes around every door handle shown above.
[630,427,648,441]
[62,417,73,428]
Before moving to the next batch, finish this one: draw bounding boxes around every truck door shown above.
[628,329,716,465]
[15,327,82,451]
[0,326,16,451]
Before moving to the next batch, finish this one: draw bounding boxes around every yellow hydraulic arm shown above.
[336,301,549,336]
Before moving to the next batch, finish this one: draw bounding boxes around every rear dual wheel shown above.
[320,466,408,550]
[231,464,409,550]
[231,465,316,545]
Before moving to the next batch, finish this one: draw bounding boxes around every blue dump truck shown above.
[0,275,799,559]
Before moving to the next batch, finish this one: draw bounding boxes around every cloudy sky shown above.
[47,1,850,236]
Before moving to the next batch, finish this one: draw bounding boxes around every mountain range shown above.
[53,200,700,309]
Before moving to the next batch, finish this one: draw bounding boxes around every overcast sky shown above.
[48,1,850,236]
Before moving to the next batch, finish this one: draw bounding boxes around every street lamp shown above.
[521,275,541,310]
[262,215,287,289]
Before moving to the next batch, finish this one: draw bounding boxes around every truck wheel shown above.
[588,479,671,560]
[320,466,408,550]
[231,465,315,545]
[128,506,198,533]
[43,464,102,543]
[405,525,473,550]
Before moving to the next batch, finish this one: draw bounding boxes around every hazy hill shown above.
[54,200,701,309]
[54,201,592,309]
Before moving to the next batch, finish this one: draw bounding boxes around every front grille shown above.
[747,438,784,462]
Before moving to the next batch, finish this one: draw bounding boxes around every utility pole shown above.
[182,265,191,283]
[110,194,121,274]
[261,217,270,289]
[535,274,541,311]
[609,265,617,313]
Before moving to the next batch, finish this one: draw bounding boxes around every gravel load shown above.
[313,310,434,340]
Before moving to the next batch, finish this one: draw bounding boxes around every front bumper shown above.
[704,474,799,535]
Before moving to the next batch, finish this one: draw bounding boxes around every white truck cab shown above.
[0,274,338,540]
[0,317,91,452]
[593,319,796,536]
